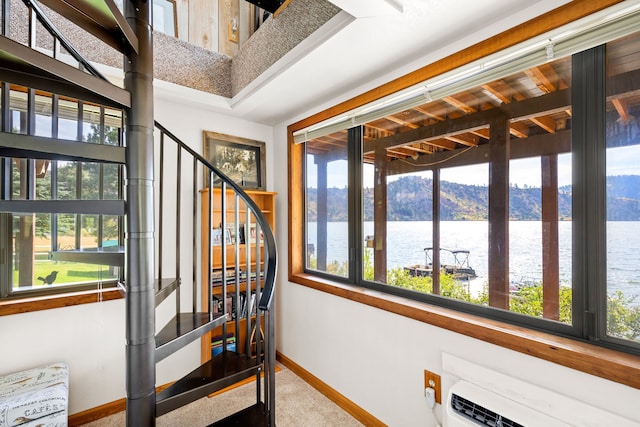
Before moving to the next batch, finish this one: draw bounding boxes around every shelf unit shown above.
[200,187,276,363]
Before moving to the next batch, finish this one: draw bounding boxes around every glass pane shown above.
[57,214,77,250]
[508,154,572,323]
[104,108,123,146]
[82,162,100,199]
[12,213,36,288]
[35,159,51,200]
[440,164,488,304]
[605,31,640,343]
[56,161,78,200]
[305,131,349,278]
[362,162,374,280]
[81,214,99,249]
[11,159,26,199]
[83,103,101,143]
[376,170,433,291]
[58,99,79,141]
[102,215,121,247]
[34,93,52,138]
[10,213,118,293]
[10,89,27,135]
[103,164,121,199]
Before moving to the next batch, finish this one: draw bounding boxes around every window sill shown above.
[0,287,124,316]
[290,272,640,390]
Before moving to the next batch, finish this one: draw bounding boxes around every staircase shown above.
[0,0,277,425]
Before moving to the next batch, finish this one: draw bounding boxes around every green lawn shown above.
[12,259,119,287]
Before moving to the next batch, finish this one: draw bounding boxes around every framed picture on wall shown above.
[203,131,266,190]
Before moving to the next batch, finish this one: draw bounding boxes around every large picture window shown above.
[605,32,640,344]
[0,87,124,300]
[297,25,640,353]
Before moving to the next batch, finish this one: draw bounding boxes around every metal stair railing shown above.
[2,1,278,423]
[20,0,106,77]
[154,122,277,425]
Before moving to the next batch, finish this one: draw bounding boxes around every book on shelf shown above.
[211,334,236,357]
[211,227,232,246]
[212,295,233,317]
[214,222,249,245]
[212,291,257,320]
[211,268,265,285]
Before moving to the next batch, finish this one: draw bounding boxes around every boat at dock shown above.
[405,247,477,281]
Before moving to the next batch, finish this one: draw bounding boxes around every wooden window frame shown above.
[287,0,640,391]
[0,287,123,316]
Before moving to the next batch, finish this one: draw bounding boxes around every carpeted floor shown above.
[80,365,363,426]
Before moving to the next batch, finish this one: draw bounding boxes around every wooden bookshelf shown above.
[199,187,276,363]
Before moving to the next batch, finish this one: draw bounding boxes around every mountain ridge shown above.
[306,175,640,221]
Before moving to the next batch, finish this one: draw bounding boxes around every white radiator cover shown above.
[442,353,638,427]
[445,380,567,426]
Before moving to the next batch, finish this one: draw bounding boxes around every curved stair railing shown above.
[1,0,277,424]
[153,122,278,425]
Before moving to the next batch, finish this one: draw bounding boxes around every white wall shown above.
[0,299,126,413]
[0,80,273,415]
[275,281,640,426]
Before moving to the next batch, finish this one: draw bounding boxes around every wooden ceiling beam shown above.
[424,138,457,151]
[442,95,477,114]
[386,147,414,157]
[445,133,479,147]
[611,97,631,124]
[385,115,420,129]
[471,128,490,139]
[530,115,556,133]
[539,62,569,90]
[366,122,391,133]
[364,88,569,153]
[482,80,526,104]
[526,66,556,93]
[386,130,571,176]
[315,136,346,147]
[503,89,569,120]
[404,143,432,154]
[414,105,446,121]
[509,122,529,138]
[606,68,640,97]
[482,82,510,104]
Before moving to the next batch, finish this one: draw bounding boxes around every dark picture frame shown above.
[203,131,266,190]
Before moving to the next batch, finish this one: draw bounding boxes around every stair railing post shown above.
[124,0,155,425]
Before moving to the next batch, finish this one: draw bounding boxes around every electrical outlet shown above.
[424,370,441,404]
[228,19,239,43]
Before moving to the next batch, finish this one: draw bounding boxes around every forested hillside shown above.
[306,175,640,221]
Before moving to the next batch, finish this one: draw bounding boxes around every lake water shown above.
[308,221,640,301]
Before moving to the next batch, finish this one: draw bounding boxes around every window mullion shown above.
[349,126,363,283]
[432,170,440,295]
[572,45,607,341]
